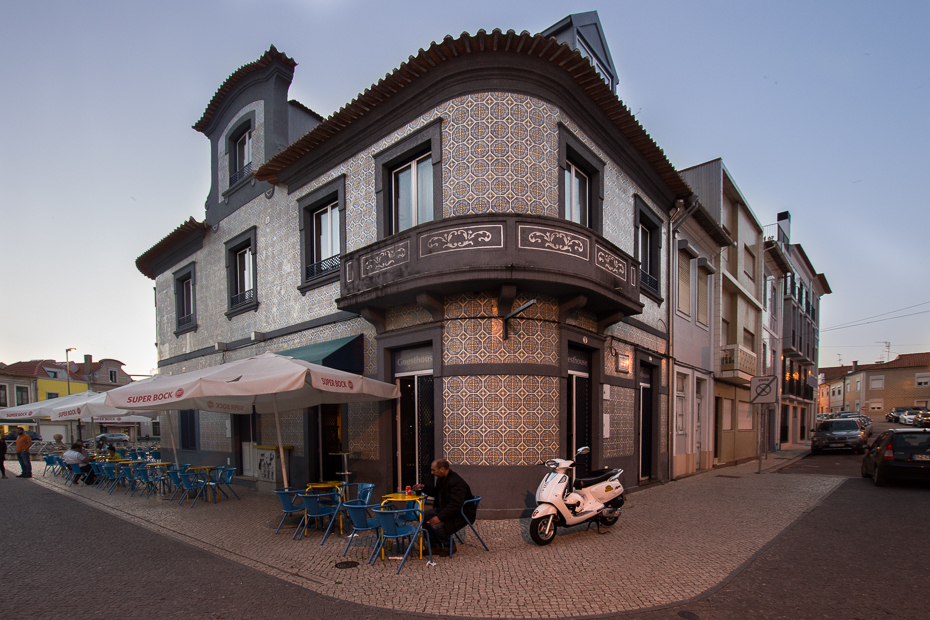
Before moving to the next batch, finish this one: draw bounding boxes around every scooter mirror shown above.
[576,446,590,455]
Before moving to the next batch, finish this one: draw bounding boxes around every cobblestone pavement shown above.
[8,451,840,618]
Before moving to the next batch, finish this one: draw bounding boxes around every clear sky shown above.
[1,0,927,377]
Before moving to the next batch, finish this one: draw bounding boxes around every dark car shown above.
[913,409,930,429]
[811,419,869,455]
[861,428,930,486]
[887,407,913,423]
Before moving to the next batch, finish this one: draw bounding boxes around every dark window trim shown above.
[558,124,604,234]
[225,112,256,195]
[173,261,198,337]
[179,409,198,451]
[0,384,6,407]
[373,118,442,239]
[297,175,346,295]
[224,226,259,319]
[635,195,663,303]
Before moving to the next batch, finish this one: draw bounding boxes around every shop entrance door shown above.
[640,363,654,480]
[395,374,434,491]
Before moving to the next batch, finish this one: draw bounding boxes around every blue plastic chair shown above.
[88,462,106,489]
[371,506,433,574]
[215,467,240,500]
[446,496,489,557]
[166,469,187,502]
[342,500,382,562]
[296,490,341,544]
[273,488,306,536]
[100,463,119,494]
[67,463,85,487]
[42,454,56,477]
[130,466,157,498]
[343,482,376,504]
[176,471,207,507]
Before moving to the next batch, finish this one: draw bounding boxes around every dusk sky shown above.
[1,0,927,377]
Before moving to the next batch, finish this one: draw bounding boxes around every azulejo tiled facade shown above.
[138,18,693,516]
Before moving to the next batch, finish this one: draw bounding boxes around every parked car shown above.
[887,406,913,423]
[898,409,922,426]
[913,409,930,429]
[861,428,930,486]
[94,432,131,445]
[2,430,42,441]
[811,419,869,455]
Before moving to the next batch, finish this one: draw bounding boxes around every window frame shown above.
[0,384,6,407]
[677,250,692,316]
[869,376,884,390]
[15,385,29,406]
[558,125,604,233]
[297,176,346,294]
[224,227,259,319]
[109,370,118,384]
[173,261,198,336]
[179,409,198,451]
[226,114,256,192]
[916,373,930,388]
[743,244,756,281]
[374,120,442,240]
[635,196,663,301]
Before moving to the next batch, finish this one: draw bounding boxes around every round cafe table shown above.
[381,493,428,558]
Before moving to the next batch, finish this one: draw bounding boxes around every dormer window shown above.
[231,128,253,186]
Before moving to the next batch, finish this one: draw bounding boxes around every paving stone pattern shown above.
[16,456,841,618]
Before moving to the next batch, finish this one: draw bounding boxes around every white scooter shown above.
[529,446,625,545]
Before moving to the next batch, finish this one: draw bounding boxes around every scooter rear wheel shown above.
[530,515,557,545]
[599,515,619,526]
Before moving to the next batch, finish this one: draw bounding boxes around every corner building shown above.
[138,14,699,517]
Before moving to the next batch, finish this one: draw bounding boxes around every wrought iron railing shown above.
[177,314,194,328]
[640,269,659,294]
[230,288,254,308]
[230,161,253,186]
[306,255,340,280]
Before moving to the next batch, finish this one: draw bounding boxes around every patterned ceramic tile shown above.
[603,386,635,457]
[258,410,305,458]
[347,401,379,460]
[386,304,433,331]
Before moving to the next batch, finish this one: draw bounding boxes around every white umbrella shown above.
[83,415,152,423]
[0,391,94,421]
[104,352,400,487]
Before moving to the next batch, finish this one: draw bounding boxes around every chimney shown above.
[851,361,858,372]
[84,354,93,383]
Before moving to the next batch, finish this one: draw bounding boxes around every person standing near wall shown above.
[15,428,33,478]
[0,436,8,478]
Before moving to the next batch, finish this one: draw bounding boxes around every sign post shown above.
[750,376,779,473]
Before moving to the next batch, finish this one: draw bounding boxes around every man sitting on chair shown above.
[63,442,96,485]
[412,459,476,554]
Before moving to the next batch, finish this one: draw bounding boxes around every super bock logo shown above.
[76,408,81,415]
[348,380,353,389]
[176,388,184,398]
[207,401,214,409]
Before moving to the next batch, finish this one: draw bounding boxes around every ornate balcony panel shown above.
[719,344,757,384]
[338,215,642,329]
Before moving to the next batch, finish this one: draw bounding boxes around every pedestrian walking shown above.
[0,435,8,478]
[15,427,33,478]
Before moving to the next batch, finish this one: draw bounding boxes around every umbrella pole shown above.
[273,395,289,489]
[166,411,180,468]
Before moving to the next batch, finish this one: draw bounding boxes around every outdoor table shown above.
[381,493,428,558]
[306,481,346,533]
[146,462,173,494]
[187,466,219,502]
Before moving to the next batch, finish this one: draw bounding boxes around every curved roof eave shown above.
[135,217,209,280]
[255,29,692,199]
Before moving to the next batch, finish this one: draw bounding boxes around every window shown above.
[298,176,346,293]
[742,328,755,351]
[738,401,753,430]
[856,380,861,392]
[677,251,691,316]
[15,386,29,406]
[559,126,604,232]
[224,227,259,318]
[0,385,6,407]
[109,370,118,384]
[564,162,590,226]
[374,120,441,239]
[636,196,662,298]
[743,245,756,280]
[675,373,688,435]
[229,124,253,186]
[179,410,197,451]
[152,421,161,437]
[869,376,884,390]
[869,401,883,411]
[762,343,768,373]
[46,392,59,399]
[916,373,930,388]
[697,267,709,325]
[173,262,197,335]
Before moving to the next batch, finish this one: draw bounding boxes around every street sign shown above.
[750,375,778,404]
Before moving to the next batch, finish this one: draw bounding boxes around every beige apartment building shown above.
[819,353,930,415]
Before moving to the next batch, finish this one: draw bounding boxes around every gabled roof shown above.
[193,45,298,133]
[136,217,209,279]
[2,360,82,381]
[820,352,930,379]
[256,29,693,199]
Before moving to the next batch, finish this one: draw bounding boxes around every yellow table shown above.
[305,481,345,534]
[187,466,219,502]
[380,493,428,559]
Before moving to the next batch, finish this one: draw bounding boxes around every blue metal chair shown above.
[343,482,376,504]
[215,467,240,500]
[100,463,119,494]
[166,469,187,502]
[88,462,106,489]
[175,471,207,507]
[42,454,57,477]
[273,488,306,536]
[130,466,157,498]
[447,495,489,557]
[371,506,433,574]
[67,463,85,487]
[296,490,341,544]
[342,500,382,562]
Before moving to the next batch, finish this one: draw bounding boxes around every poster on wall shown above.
[257,449,277,483]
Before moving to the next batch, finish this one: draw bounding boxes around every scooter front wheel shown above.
[530,514,557,545]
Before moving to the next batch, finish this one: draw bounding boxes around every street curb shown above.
[763,450,811,474]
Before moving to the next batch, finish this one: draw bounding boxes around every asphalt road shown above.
[4,439,928,620]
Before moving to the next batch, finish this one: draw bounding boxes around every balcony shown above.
[230,288,255,309]
[783,378,815,401]
[338,214,643,328]
[307,255,340,280]
[719,344,757,384]
[230,161,253,186]
[177,314,194,328]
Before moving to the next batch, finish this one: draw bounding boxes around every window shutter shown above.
[678,251,691,315]
[697,268,709,325]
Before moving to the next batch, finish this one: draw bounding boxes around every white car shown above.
[898,410,920,425]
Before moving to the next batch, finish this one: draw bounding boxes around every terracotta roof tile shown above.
[135,217,209,280]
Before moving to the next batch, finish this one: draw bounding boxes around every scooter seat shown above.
[573,469,620,489]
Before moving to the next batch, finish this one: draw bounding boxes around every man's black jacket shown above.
[422,469,476,531]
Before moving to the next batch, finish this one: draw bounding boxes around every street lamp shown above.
[64,347,76,395]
